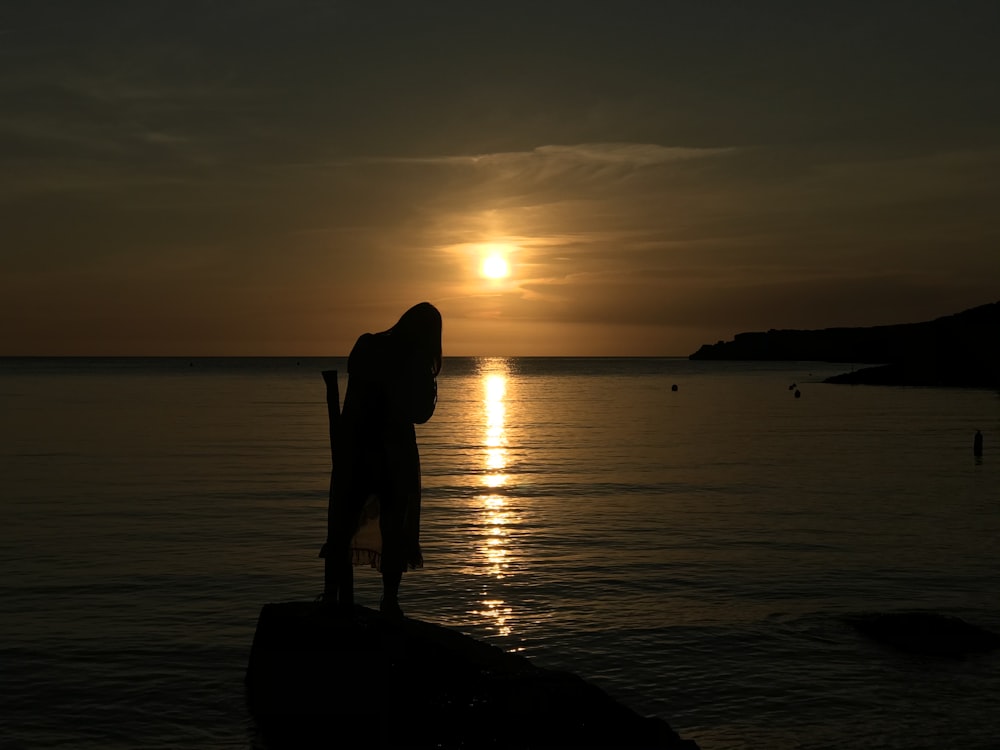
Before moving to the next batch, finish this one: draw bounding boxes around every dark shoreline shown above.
[822,361,1000,388]
[689,301,1000,389]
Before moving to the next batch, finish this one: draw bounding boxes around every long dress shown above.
[330,329,437,574]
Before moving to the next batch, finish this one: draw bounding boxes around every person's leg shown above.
[381,566,402,616]
[379,513,404,617]
[336,550,354,607]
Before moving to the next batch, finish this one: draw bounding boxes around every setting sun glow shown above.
[480,253,510,279]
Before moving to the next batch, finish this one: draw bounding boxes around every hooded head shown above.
[387,302,443,376]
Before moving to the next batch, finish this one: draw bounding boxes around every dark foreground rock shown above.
[246,601,698,749]
[848,611,1000,658]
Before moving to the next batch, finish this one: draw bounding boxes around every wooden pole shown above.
[321,370,340,601]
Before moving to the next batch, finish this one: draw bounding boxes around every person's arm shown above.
[408,364,437,425]
[389,354,436,425]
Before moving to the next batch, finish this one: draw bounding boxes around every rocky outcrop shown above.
[688,301,1000,387]
[848,611,1000,658]
[246,601,699,749]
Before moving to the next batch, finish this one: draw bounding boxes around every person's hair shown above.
[388,302,442,375]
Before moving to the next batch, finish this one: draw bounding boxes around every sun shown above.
[480,253,510,280]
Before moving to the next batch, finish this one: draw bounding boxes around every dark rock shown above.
[246,601,698,749]
[848,611,1000,658]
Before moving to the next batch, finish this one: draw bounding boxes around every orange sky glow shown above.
[2,3,998,356]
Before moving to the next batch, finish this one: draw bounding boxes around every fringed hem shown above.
[319,543,422,572]
[351,547,382,570]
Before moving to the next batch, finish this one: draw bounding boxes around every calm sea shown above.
[1,357,998,750]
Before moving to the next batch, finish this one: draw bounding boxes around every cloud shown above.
[532,143,733,166]
[329,141,742,246]
[349,142,731,167]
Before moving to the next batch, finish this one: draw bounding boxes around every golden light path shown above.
[473,357,514,638]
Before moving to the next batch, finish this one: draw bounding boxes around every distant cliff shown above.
[689,301,1000,387]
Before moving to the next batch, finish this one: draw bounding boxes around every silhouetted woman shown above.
[328,302,442,617]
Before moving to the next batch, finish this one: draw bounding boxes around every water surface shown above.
[1,357,998,749]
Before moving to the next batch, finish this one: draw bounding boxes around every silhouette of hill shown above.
[689,301,1000,387]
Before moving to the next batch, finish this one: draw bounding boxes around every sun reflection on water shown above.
[476,357,515,637]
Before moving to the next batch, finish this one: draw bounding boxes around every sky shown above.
[2,1,999,356]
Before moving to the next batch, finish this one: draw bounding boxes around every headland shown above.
[689,301,1000,387]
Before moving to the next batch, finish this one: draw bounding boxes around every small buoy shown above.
[794,389,801,398]
[788,383,796,391]
[671,384,678,392]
